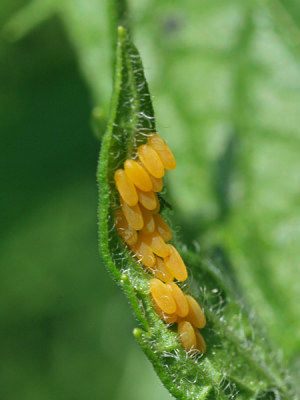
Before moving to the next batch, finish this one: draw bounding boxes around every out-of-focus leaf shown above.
[0,182,172,400]
[4,0,112,123]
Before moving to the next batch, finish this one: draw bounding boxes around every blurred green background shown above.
[1,0,300,398]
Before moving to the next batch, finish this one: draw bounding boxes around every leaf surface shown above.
[97,27,294,400]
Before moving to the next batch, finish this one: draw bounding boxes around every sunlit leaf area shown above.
[1,0,300,399]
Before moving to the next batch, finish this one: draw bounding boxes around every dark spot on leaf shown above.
[161,15,183,35]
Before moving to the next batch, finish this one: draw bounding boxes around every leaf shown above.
[129,0,300,362]
[7,0,300,393]
[3,0,113,124]
[97,26,295,400]
[6,1,300,362]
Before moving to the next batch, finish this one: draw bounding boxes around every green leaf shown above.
[7,0,300,394]
[97,27,295,400]
[129,0,300,362]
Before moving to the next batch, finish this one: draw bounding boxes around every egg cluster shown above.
[114,134,206,354]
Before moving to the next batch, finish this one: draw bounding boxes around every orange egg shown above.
[166,282,189,317]
[138,144,165,178]
[115,209,138,246]
[149,174,163,192]
[178,321,197,352]
[194,328,206,354]
[131,235,155,267]
[124,159,153,191]
[114,169,138,206]
[153,298,177,323]
[153,214,172,242]
[136,159,163,192]
[140,205,155,234]
[164,244,188,282]
[148,134,176,170]
[136,188,158,210]
[150,195,160,214]
[120,196,143,231]
[149,278,176,314]
[140,231,170,258]
[147,256,174,283]
[185,295,206,329]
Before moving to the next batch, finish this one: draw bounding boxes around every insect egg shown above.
[194,328,206,354]
[120,196,144,231]
[131,235,155,267]
[150,196,160,214]
[124,159,153,191]
[153,213,172,242]
[147,256,174,283]
[164,244,188,282]
[178,321,197,352]
[185,295,206,329]
[140,205,155,234]
[115,209,138,246]
[137,159,163,192]
[138,144,165,178]
[114,169,138,206]
[166,282,189,317]
[153,298,177,324]
[140,231,170,258]
[149,278,176,314]
[149,174,163,192]
[148,134,176,171]
[136,187,158,210]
